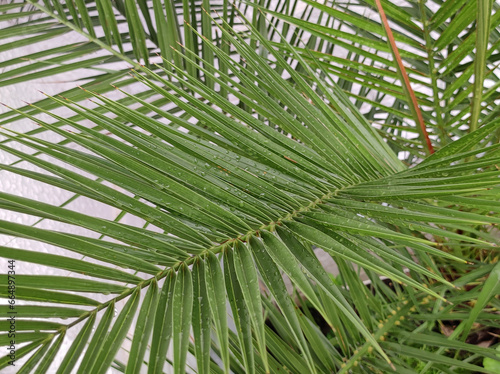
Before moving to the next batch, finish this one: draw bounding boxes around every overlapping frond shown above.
[1,1,500,373]
[256,0,500,161]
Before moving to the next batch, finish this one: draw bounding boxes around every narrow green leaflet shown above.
[56,314,96,374]
[260,230,326,322]
[250,236,318,374]
[192,259,212,374]
[223,249,255,374]
[16,339,52,374]
[459,261,500,341]
[275,225,392,363]
[232,241,269,372]
[148,271,175,374]
[0,286,99,306]
[77,302,116,374]
[205,252,230,373]
[126,280,159,374]
[172,264,193,374]
[0,246,141,284]
[0,340,45,371]
[0,220,160,275]
[0,320,62,332]
[94,288,141,374]
[9,275,127,294]
[2,305,84,319]
[34,332,66,373]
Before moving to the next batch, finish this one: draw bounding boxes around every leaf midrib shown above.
[55,187,342,340]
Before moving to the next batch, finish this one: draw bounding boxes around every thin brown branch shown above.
[375,0,434,154]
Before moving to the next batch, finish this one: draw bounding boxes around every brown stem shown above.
[375,0,434,154]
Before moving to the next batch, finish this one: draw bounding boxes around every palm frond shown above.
[1,1,499,373]
[256,0,500,160]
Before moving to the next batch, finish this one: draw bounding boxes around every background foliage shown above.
[0,0,500,373]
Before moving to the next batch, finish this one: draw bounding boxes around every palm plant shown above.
[0,0,499,373]
[260,0,500,161]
